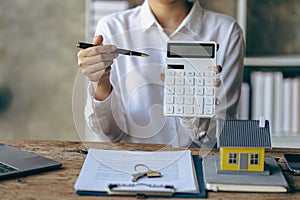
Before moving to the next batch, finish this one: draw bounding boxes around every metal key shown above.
[132,172,147,182]
[132,170,162,182]
[146,170,161,178]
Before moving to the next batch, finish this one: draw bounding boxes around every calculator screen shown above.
[167,43,215,58]
[167,64,184,69]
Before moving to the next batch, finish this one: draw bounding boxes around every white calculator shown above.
[163,41,217,118]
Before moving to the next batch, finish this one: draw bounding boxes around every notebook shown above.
[0,143,62,180]
[202,155,289,192]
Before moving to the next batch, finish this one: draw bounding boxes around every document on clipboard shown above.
[74,149,206,198]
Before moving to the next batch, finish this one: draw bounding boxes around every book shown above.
[74,149,206,198]
[292,78,300,133]
[283,79,293,133]
[238,82,250,120]
[249,71,299,135]
[251,71,265,120]
[264,72,274,127]
[273,72,284,133]
[202,155,289,192]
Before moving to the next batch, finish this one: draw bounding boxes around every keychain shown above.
[132,164,161,182]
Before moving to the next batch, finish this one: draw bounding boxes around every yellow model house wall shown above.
[220,147,265,171]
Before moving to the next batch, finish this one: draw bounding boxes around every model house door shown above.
[240,153,248,170]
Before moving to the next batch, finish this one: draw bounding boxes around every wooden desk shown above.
[1,140,300,200]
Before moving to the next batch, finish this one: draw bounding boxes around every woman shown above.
[77,0,244,148]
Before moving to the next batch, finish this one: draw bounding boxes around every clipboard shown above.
[76,155,207,198]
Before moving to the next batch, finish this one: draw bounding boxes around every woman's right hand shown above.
[77,35,118,100]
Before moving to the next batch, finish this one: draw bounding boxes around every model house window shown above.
[250,153,260,165]
[228,153,238,164]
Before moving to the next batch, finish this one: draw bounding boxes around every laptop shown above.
[0,143,62,180]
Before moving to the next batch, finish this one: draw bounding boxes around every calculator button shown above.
[175,105,184,114]
[205,106,214,115]
[196,72,205,77]
[196,108,203,115]
[166,86,175,95]
[166,95,174,104]
[167,77,175,85]
[186,77,194,86]
[196,96,204,104]
[195,87,204,96]
[205,97,214,105]
[184,106,194,115]
[177,71,185,76]
[175,96,184,104]
[196,78,204,86]
[205,87,214,96]
[167,70,176,76]
[185,87,194,95]
[175,87,184,95]
[175,77,185,85]
[165,105,174,114]
[184,96,194,105]
[195,97,204,115]
[186,71,195,76]
[205,78,214,86]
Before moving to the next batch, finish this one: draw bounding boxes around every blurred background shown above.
[0,0,299,142]
[0,0,85,140]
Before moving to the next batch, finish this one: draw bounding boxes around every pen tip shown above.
[142,53,150,57]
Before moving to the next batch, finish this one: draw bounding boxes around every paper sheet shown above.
[74,149,199,193]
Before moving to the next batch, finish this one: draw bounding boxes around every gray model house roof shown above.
[217,120,272,148]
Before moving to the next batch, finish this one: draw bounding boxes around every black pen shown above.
[77,42,149,57]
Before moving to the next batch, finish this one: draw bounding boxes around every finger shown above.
[89,61,113,73]
[93,35,103,45]
[215,98,221,106]
[84,66,111,83]
[77,35,104,62]
[90,71,106,82]
[214,65,222,74]
[93,35,117,55]
[81,61,113,77]
[90,45,117,56]
[78,51,114,67]
[213,79,222,87]
[81,52,118,66]
[159,72,165,81]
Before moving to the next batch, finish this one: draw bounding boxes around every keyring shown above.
[134,163,149,172]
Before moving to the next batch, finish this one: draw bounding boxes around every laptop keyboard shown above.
[0,162,18,174]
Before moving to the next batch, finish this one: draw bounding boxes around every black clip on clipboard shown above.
[108,183,175,197]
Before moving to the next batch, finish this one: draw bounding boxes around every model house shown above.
[217,118,272,172]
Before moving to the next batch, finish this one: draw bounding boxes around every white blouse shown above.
[84,0,245,148]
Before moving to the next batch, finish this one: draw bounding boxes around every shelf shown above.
[272,135,300,148]
[244,55,300,67]
[237,1,300,148]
